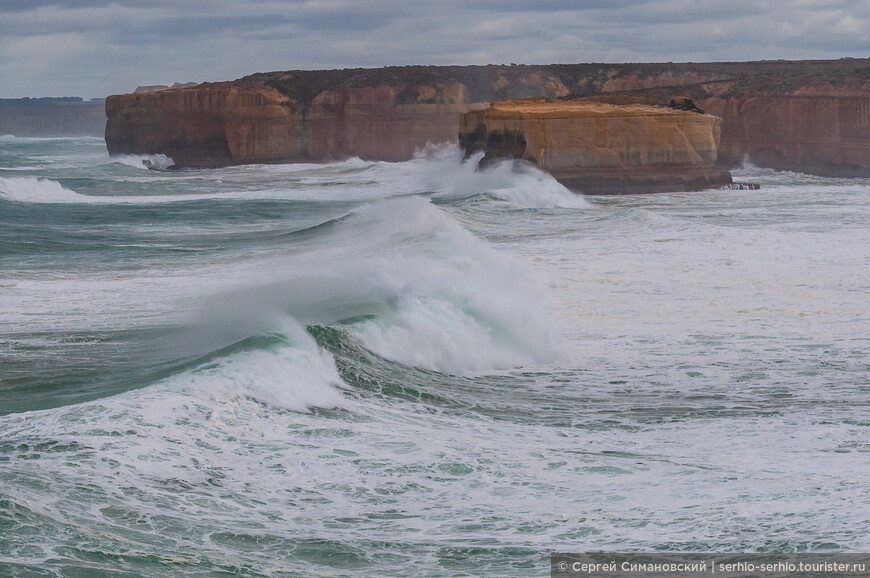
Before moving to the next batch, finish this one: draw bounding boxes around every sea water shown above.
[1,137,868,576]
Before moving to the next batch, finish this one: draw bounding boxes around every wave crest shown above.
[193,196,563,375]
[0,176,90,203]
[110,153,175,171]
[414,142,591,209]
[172,319,347,413]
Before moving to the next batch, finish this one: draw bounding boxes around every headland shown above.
[104,59,870,191]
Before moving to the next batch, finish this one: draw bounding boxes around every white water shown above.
[176,195,564,375]
[2,137,869,576]
[170,322,348,413]
[109,153,175,170]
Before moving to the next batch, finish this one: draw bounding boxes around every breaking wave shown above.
[414,142,592,209]
[0,176,93,203]
[110,153,175,170]
[169,321,348,413]
[187,195,562,376]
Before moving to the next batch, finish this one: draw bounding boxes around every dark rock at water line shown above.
[721,182,761,190]
[666,98,705,114]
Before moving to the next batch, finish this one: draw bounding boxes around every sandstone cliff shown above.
[106,66,572,166]
[460,98,730,193]
[107,83,302,166]
[577,64,870,176]
[106,59,870,176]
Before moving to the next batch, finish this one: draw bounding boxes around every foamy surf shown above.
[109,153,175,170]
[731,156,808,179]
[0,175,336,204]
[338,198,562,373]
[4,136,870,577]
[0,176,93,203]
[170,321,348,413]
[0,175,211,203]
[184,195,563,375]
[413,142,592,209]
[351,293,548,374]
[726,155,870,188]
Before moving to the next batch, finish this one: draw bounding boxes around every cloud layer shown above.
[2,0,869,98]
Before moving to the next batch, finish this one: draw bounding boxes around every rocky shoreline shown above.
[460,98,732,194]
[105,59,870,191]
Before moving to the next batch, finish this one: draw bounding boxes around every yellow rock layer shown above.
[460,98,729,193]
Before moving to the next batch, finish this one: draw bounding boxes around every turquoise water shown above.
[1,137,869,576]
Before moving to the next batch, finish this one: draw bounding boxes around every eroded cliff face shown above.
[106,84,299,166]
[106,67,569,166]
[707,92,870,175]
[581,72,870,176]
[460,98,730,193]
[106,60,870,174]
[303,83,476,161]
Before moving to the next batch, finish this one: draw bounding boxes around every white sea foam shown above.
[727,154,860,188]
[352,294,541,373]
[0,175,196,204]
[0,175,299,204]
[413,142,592,209]
[3,138,870,575]
[730,155,802,179]
[110,153,175,170]
[191,195,563,375]
[2,191,564,377]
[343,198,561,372]
[2,144,589,209]
[3,150,568,377]
[171,319,347,413]
[0,175,254,204]
[0,176,92,203]
[248,158,369,173]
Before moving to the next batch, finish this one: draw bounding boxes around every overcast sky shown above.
[2,0,869,99]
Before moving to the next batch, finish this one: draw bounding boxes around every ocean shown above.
[1,136,868,576]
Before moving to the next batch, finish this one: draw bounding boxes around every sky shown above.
[1,0,869,99]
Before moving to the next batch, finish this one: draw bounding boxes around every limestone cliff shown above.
[106,59,870,175]
[459,98,730,193]
[105,63,750,167]
[578,65,870,176]
[106,66,570,166]
[107,84,304,166]
[708,89,870,176]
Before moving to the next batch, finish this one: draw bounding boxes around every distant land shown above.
[0,97,106,137]
[104,58,870,183]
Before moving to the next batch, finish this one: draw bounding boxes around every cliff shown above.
[106,66,572,166]
[106,59,870,175]
[106,84,299,166]
[577,65,870,176]
[460,98,730,193]
[712,92,870,175]
[1,98,105,137]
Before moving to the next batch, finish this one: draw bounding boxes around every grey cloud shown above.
[2,0,870,98]
[0,0,113,11]
[467,0,653,11]
[0,1,405,44]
